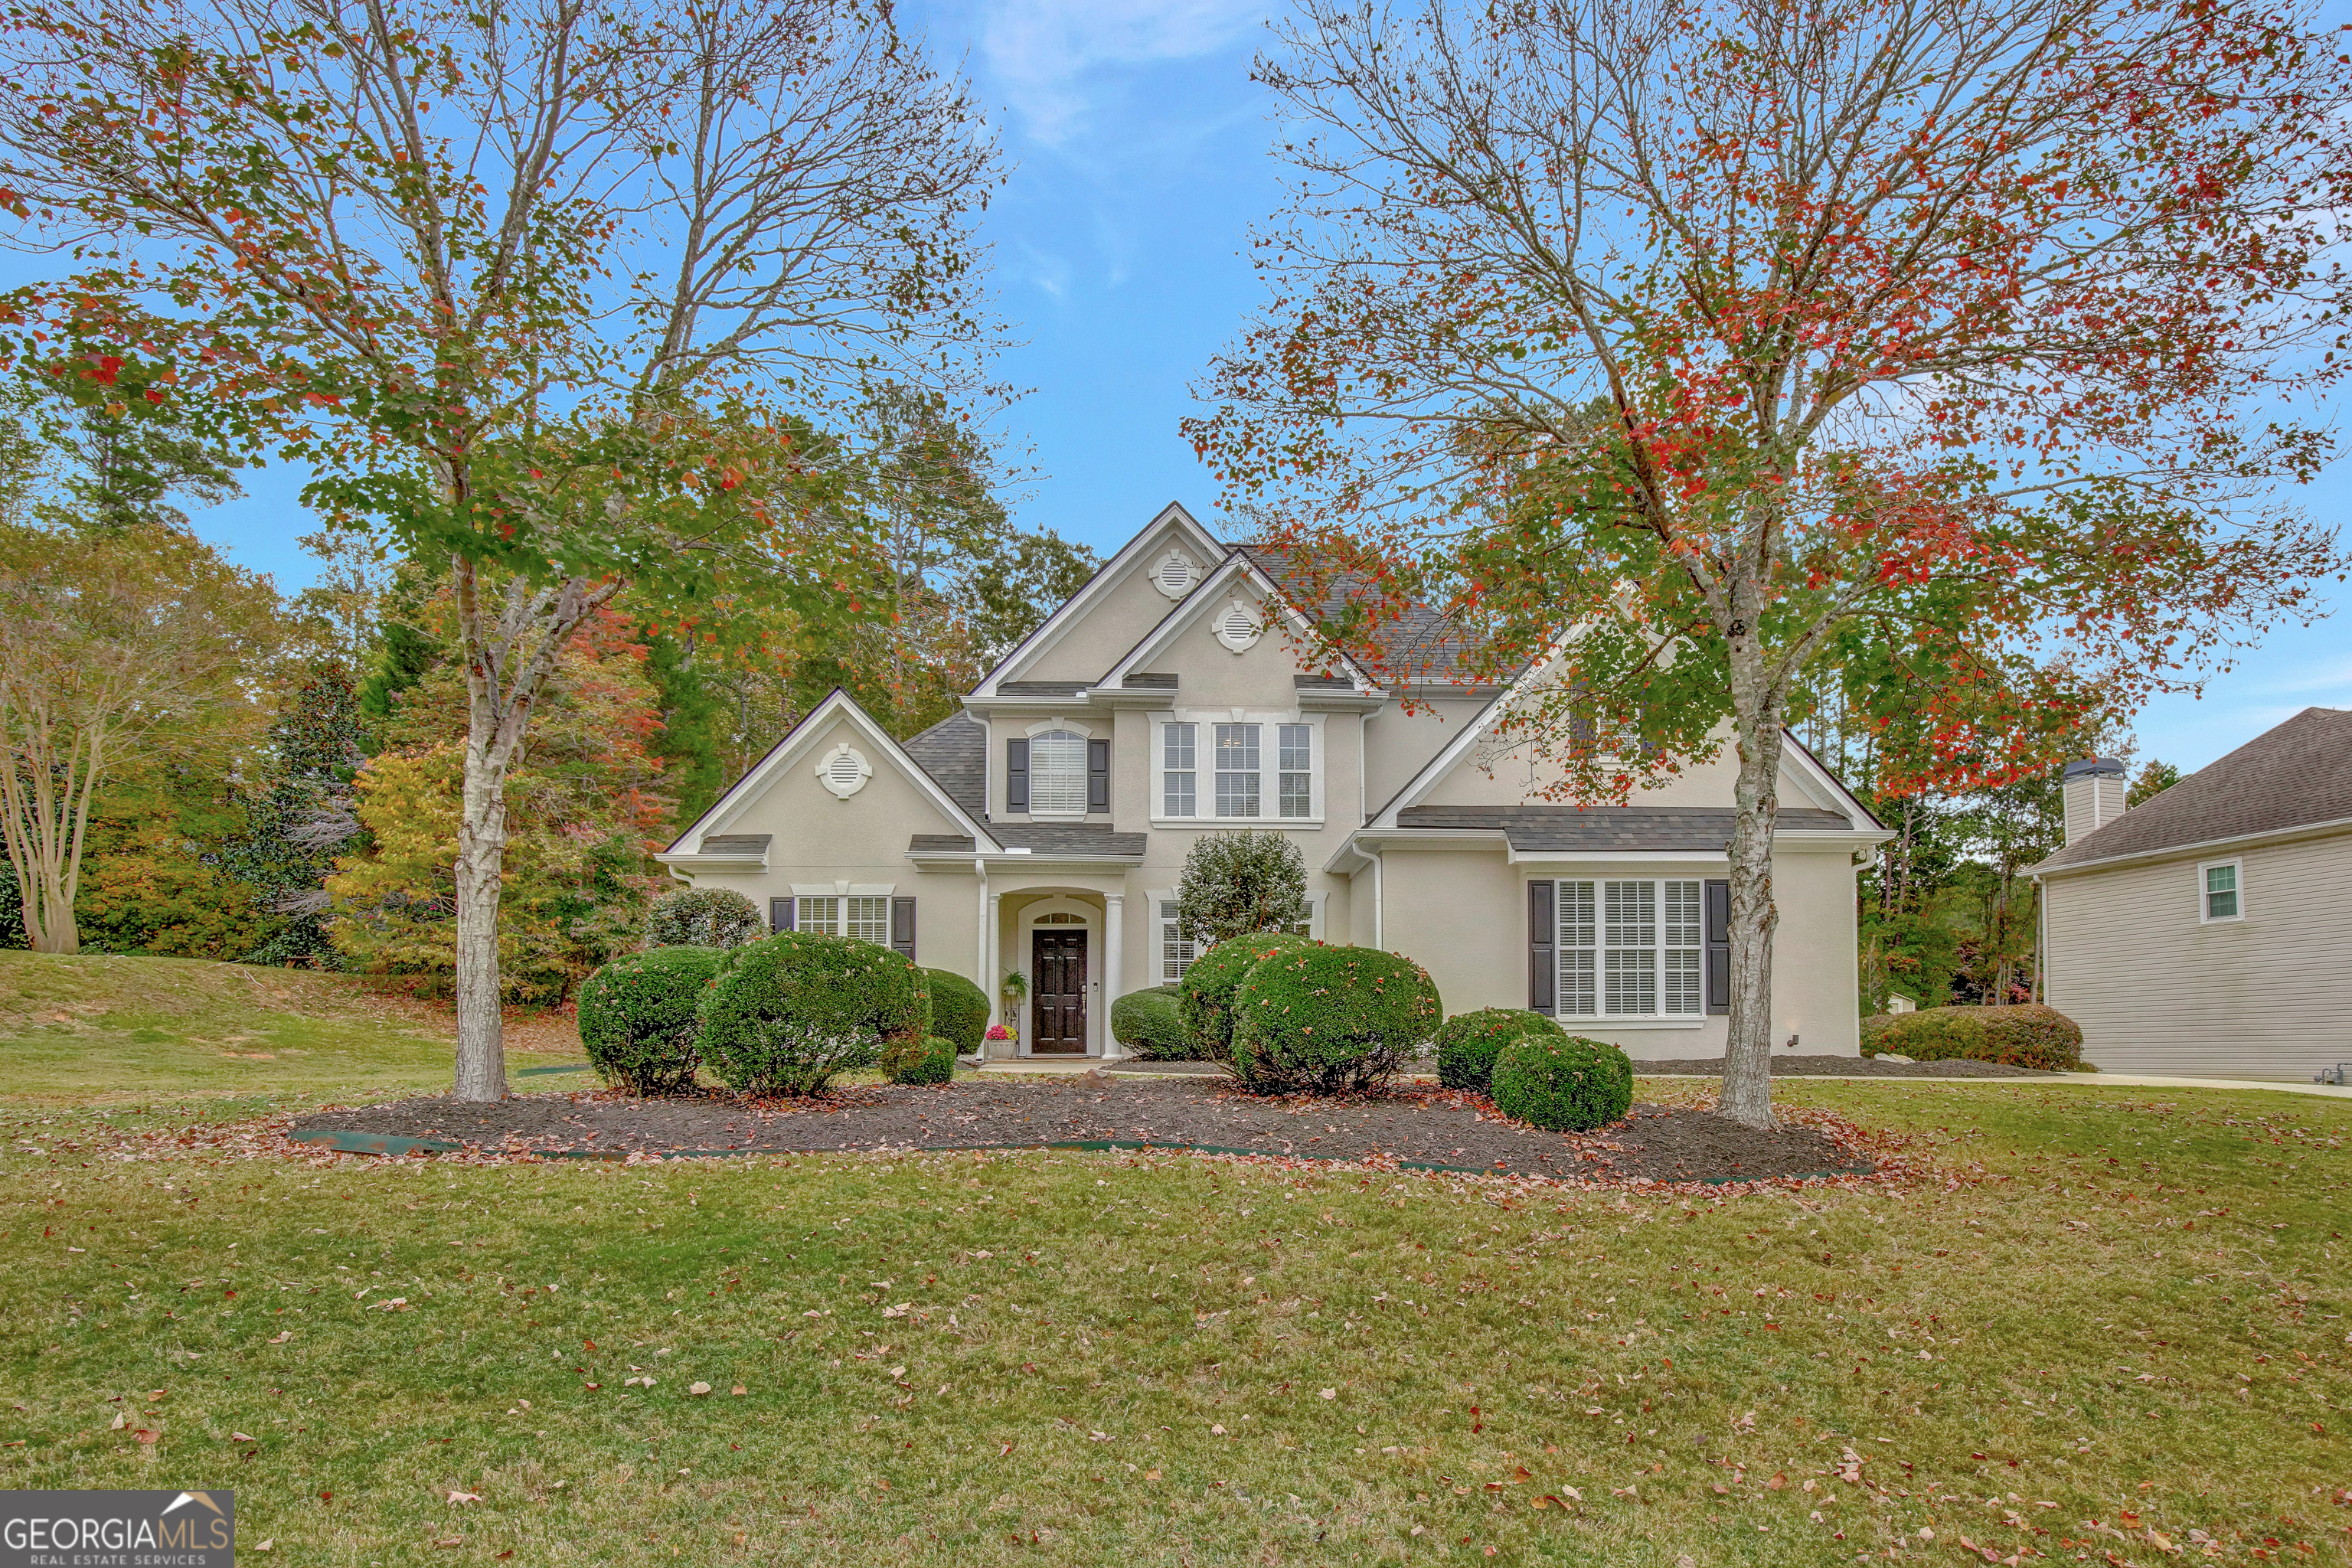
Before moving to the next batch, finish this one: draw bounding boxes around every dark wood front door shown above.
[1031,929,1089,1054]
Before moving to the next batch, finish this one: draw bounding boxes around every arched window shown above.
[1027,729,1088,815]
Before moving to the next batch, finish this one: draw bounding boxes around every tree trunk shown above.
[450,717,512,1101]
[1719,630,1786,1130]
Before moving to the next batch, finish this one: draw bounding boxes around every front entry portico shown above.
[988,885,1129,1059]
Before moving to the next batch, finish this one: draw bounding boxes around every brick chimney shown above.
[2062,757,2128,844]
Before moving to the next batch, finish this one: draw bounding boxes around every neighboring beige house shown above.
[658,503,1889,1060]
[2034,707,2352,1080]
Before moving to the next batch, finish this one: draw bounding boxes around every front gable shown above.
[658,690,998,876]
[973,502,1227,694]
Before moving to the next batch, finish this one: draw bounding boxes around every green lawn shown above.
[2,959,2347,1564]
[0,950,582,1107]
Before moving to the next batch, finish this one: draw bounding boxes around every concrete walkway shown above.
[969,1058,2352,1100]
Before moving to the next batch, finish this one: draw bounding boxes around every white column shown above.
[1101,892,1125,1059]
[985,890,1004,1056]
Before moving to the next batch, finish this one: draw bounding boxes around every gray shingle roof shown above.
[2034,706,2352,873]
[1243,544,1489,687]
[908,826,1147,859]
[997,679,1091,696]
[1122,672,1178,689]
[901,711,988,819]
[991,824,1149,857]
[1395,805,1852,851]
[697,833,770,855]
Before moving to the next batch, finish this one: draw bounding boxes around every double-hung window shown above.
[1158,899,1197,982]
[1027,729,1089,816]
[798,895,891,944]
[1163,723,1197,818]
[1556,878,1704,1018]
[1215,723,1261,818]
[1278,724,1312,818]
[2200,860,2242,922]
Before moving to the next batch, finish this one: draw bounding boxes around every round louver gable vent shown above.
[1152,550,1195,599]
[1214,599,1262,652]
[814,743,871,799]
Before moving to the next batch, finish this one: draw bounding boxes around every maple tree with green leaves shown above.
[0,0,1007,1095]
[1190,0,2352,1126]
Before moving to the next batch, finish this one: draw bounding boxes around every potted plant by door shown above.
[995,971,1028,1058]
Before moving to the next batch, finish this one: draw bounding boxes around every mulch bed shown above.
[291,1078,1870,1185]
[1103,1054,2044,1079]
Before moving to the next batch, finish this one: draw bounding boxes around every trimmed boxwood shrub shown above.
[577,945,723,1094]
[1432,1007,1569,1091]
[1858,1012,1900,1055]
[1229,945,1441,1094]
[923,969,991,1054]
[1869,1003,2082,1070]
[645,887,764,950]
[1178,933,1313,1060]
[1491,1034,1633,1132]
[1111,985,1192,1058]
[880,1035,959,1084]
[696,933,932,1095]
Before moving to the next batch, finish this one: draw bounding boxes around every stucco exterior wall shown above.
[2043,829,2352,1079]
[681,715,981,981]
[1374,844,1864,1058]
[1018,543,1190,683]
[1416,721,1846,812]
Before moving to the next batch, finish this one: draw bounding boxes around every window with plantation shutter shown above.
[1554,877,1704,1019]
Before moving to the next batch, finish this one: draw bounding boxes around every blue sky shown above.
[173,0,2352,776]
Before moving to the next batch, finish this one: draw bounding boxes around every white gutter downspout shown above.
[2033,872,2045,1006]
[1371,848,1385,950]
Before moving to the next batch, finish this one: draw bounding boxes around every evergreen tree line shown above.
[0,375,1093,999]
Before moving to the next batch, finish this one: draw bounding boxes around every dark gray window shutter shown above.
[1704,877,1731,1014]
[1007,739,1028,812]
[1086,738,1109,812]
[1527,880,1556,1014]
[769,897,795,934]
[890,896,916,960]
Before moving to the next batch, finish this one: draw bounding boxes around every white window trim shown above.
[1021,722,1093,821]
[2197,856,2245,924]
[1148,890,1197,985]
[1553,876,1707,1024]
[1152,711,1324,827]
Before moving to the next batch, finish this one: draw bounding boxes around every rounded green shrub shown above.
[1229,945,1441,1094]
[1177,933,1313,1060]
[1491,1034,1633,1132]
[645,887,764,950]
[696,933,932,1095]
[922,969,991,1055]
[1111,985,1192,1059]
[1870,1003,2082,1070]
[880,1034,959,1085]
[577,946,724,1095]
[1432,1007,1569,1091]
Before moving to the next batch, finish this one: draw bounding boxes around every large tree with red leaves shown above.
[1190,0,2352,1126]
[0,0,1004,1098]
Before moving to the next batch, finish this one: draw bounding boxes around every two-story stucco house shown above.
[2034,707,2352,1079]
[656,503,1889,1060]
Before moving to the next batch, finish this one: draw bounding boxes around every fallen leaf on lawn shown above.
[433,1538,462,1549]
[881,1303,910,1318]
[1211,1424,1227,1436]
[252,1543,273,1553]
[1318,1389,1336,1400]
[1767,1473,1785,1491]
[1145,1468,1161,1481]
[688,1383,712,1396]
[109,1413,126,1430]
[447,1491,482,1506]
[267,1331,292,1344]
[730,1385,746,1396]
[231,1432,255,1442]
[1561,1488,1583,1502]
[134,1430,158,1445]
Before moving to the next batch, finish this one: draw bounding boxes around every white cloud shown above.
[978,0,1266,143]
[2253,656,2352,697]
